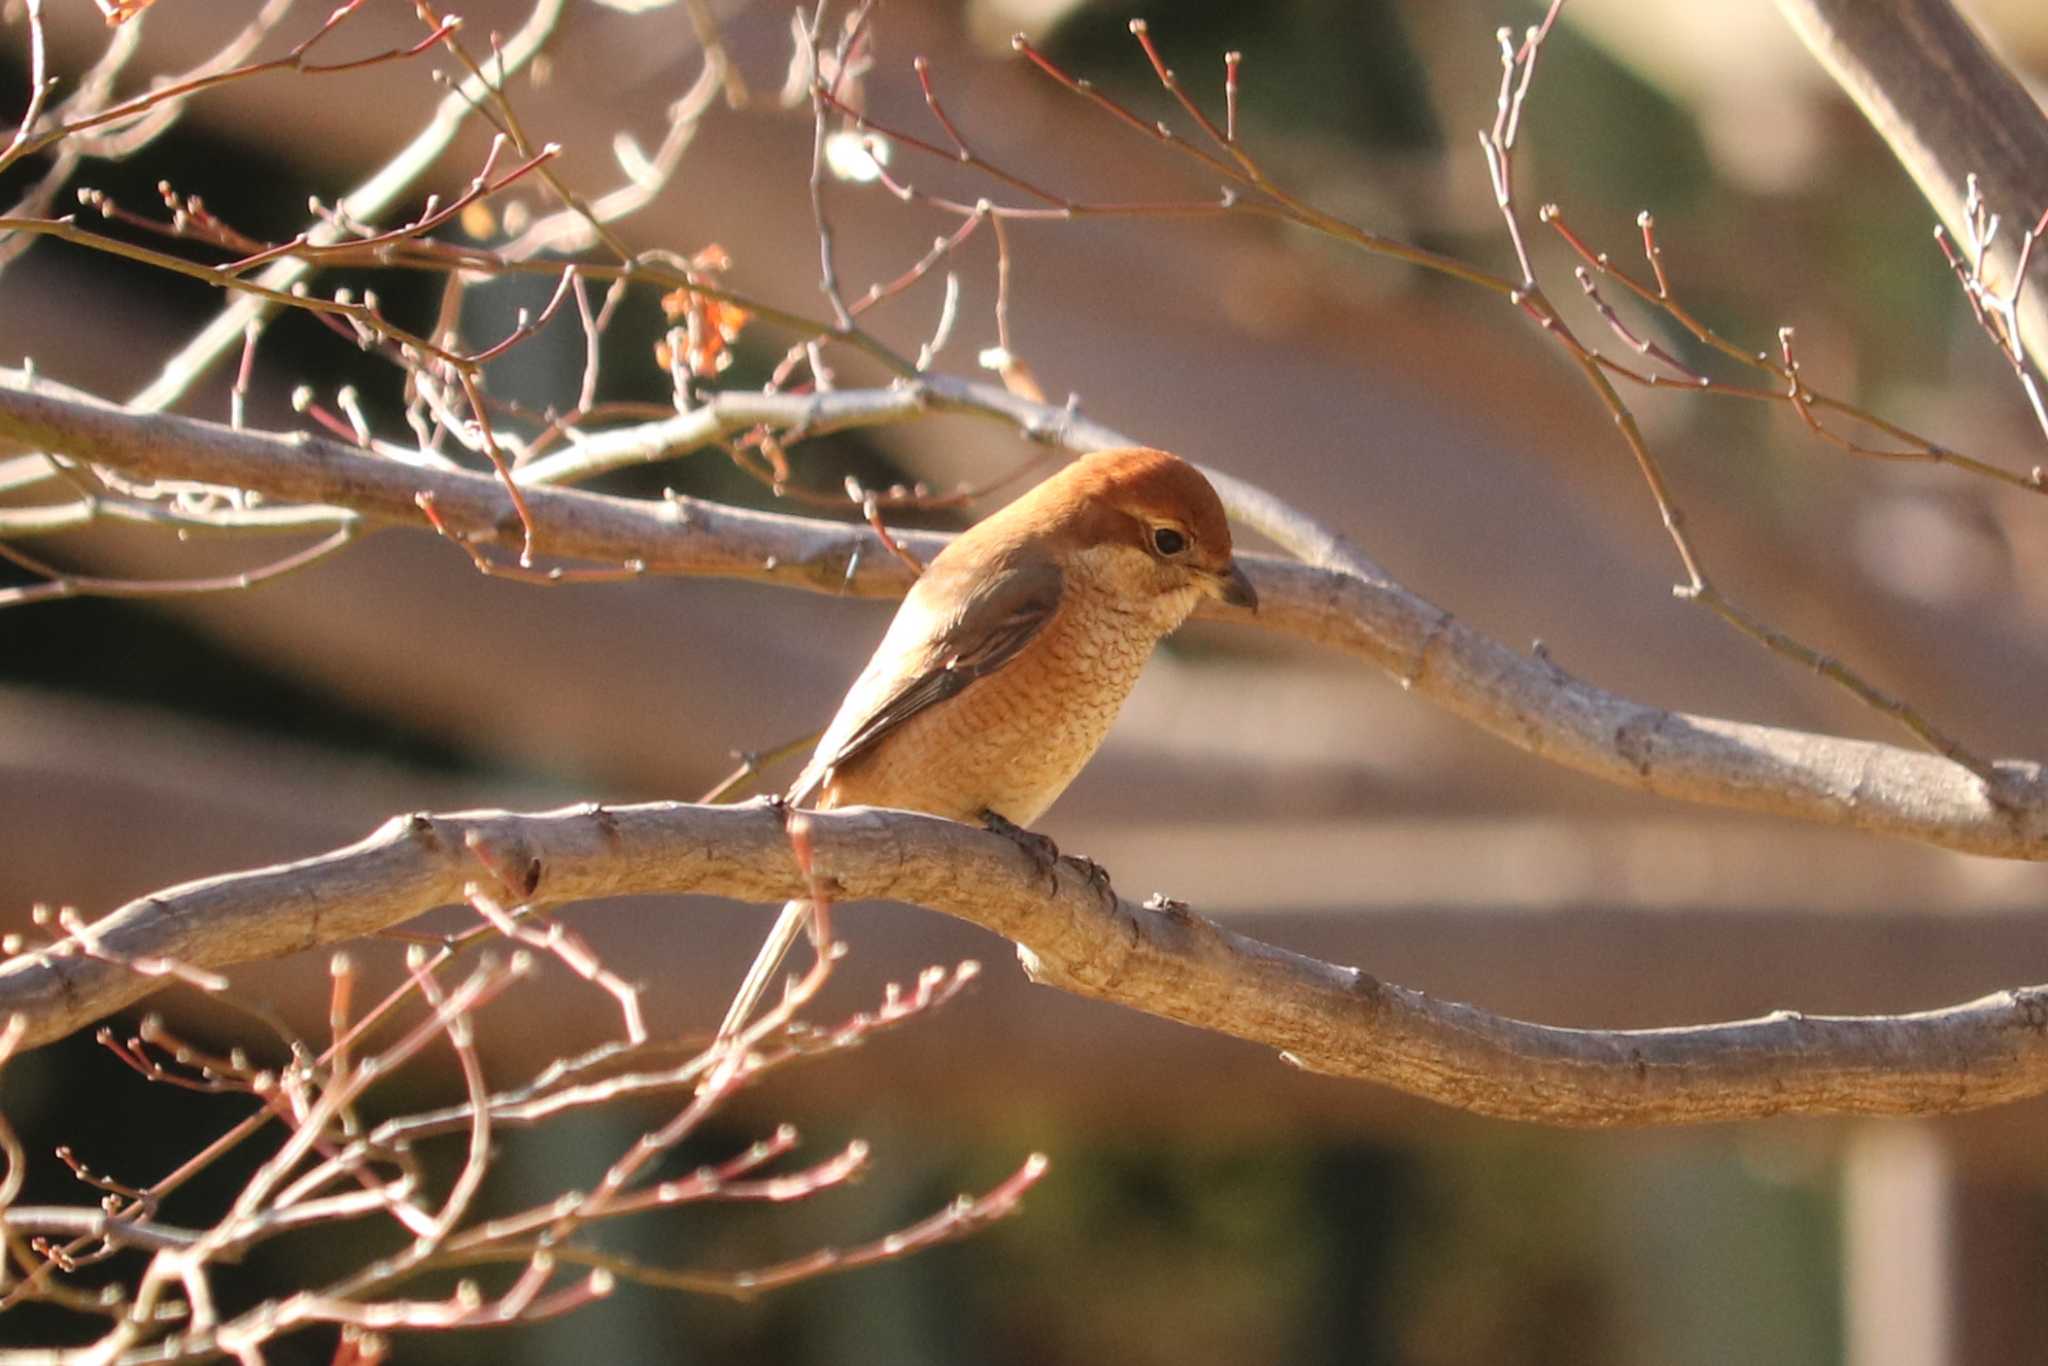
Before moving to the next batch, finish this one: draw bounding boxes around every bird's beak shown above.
[1213,562,1258,612]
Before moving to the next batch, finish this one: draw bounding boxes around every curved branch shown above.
[2,801,2045,1126]
[0,370,2041,858]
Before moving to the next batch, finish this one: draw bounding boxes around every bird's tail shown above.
[715,897,813,1040]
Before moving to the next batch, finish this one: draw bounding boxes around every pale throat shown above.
[1064,543,1208,637]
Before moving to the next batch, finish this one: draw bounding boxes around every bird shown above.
[717,446,1257,1039]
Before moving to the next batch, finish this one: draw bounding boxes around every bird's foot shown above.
[1061,851,1113,897]
[981,809,1059,892]
[979,810,1113,898]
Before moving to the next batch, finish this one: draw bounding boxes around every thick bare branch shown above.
[2,801,2045,1127]
[0,370,2040,858]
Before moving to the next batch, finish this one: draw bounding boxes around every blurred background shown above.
[2,0,2047,1361]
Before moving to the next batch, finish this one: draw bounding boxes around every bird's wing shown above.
[791,556,1064,803]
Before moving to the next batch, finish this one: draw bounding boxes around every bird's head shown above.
[1017,447,1257,628]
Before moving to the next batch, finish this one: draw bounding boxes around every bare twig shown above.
[0,526,356,608]
[436,1151,1049,1301]
[115,0,569,415]
[1543,205,2045,492]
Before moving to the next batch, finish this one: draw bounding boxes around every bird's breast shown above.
[819,584,1166,826]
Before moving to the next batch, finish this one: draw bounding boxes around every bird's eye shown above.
[1151,526,1188,556]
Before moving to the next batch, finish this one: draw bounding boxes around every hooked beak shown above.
[1212,561,1258,612]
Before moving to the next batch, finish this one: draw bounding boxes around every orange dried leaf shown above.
[708,298,752,339]
[659,289,750,336]
[998,356,1044,403]
[656,247,752,379]
[94,0,159,23]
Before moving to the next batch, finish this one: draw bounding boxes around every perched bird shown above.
[718,446,1257,1037]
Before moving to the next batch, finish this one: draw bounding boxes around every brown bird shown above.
[718,446,1257,1037]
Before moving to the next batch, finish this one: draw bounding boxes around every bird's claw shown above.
[980,809,1062,894]
[1061,852,1113,897]
[980,810,1114,899]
